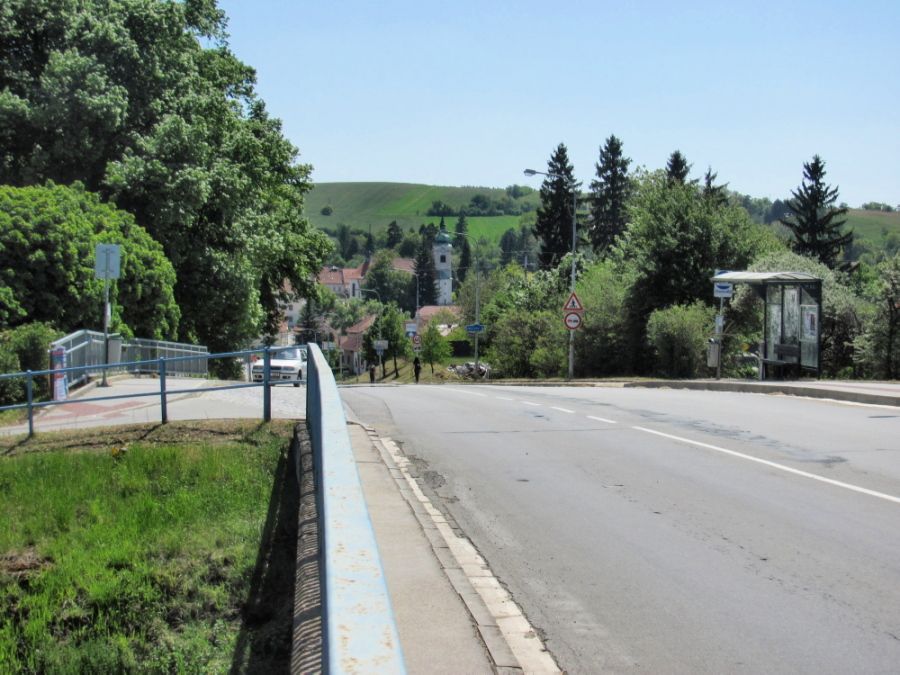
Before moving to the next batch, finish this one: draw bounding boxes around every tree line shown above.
[0,0,330,378]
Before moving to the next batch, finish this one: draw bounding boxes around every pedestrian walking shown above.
[413,356,422,384]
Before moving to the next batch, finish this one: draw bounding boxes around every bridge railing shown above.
[305,343,406,673]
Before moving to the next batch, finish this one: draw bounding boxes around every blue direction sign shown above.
[466,323,485,334]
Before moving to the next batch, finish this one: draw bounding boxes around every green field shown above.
[305,182,538,237]
[844,209,900,248]
[0,421,297,673]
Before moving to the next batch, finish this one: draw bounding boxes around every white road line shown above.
[521,401,541,407]
[551,406,575,414]
[495,396,515,401]
[587,415,617,424]
[633,426,900,506]
[447,388,488,397]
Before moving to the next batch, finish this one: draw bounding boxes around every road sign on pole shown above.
[564,312,583,330]
[466,323,485,334]
[411,334,422,348]
[563,292,584,313]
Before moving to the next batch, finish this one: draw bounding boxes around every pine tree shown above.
[386,220,403,248]
[702,167,728,207]
[499,228,518,266]
[666,150,692,184]
[589,134,631,252]
[457,238,472,284]
[413,239,438,306]
[780,155,852,268]
[533,143,579,270]
[453,213,469,247]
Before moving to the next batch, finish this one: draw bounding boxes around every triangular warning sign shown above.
[563,292,584,312]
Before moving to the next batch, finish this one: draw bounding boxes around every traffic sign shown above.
[411,334,421,347]
[374,339,389,351]
[94,243,121,280]
[564,312,583,330]
[466,323,485,334]
[563,291,584,313]
[714,282,733,299]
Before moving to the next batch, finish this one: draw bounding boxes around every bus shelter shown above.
[711,271,823,379]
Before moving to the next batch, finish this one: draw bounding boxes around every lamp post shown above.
[455,232,483,378]
[361,288,384,377]
[524,168,578,380]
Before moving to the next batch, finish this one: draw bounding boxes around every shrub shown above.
[646,302,716,378]
[0,322,62,401]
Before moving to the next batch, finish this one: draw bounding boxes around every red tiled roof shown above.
[391,258,415,274]
[346,313,377,335]
[416,305,460,322]
[318,266,345,285]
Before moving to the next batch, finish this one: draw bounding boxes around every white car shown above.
[251,346,308,386]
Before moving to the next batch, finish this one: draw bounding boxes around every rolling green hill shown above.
[304,182,539,243]
[305,182,900,256]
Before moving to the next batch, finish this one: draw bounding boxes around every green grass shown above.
[844,208,900,248]
[305,181,538,234]
[0,420,297,673]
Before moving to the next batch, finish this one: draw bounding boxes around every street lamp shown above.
[454,231,484,378]
[524,167,578,380]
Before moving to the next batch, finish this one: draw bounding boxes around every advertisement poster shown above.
[51,346,68,401]
[801,306,818,340]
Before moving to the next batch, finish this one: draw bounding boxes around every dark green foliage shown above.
[414,240,438,306]
[533,144,579,270]
[780,155,852,268]
[420,320,450,374]
[320,205,333,216]
[0,183,179,339]
[0,322,62,400]
[0,0,330,352]
[499,228,518,266]
[457,238,472,284]
[646,302,716,377]
[589,135,632,253]
[363,251,412,310]
[665,150,692,184]
[386,220,403,248]
[854,253,900,378]
[702,167,728,207]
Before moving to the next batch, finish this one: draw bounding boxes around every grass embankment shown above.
[0,420,298,673]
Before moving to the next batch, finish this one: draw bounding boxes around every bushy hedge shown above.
[0,322,62,404]
[646,302,716,378]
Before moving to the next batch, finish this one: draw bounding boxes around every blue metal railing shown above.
[0,346,295,436]
[305,343,405,673]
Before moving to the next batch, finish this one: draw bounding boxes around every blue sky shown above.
[217,0,899,207]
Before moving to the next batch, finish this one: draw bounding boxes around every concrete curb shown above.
[623,380,900,407]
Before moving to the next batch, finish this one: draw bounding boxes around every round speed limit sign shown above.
[564,312,582,330]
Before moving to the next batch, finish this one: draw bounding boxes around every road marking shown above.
[633,426,900,506]
[521,401,541,407]
[587,415,617,424]
[447,388,488,397]
[495,396,515,401]
[551,406,575,414]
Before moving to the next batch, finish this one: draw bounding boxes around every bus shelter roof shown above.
[710,271,821,285]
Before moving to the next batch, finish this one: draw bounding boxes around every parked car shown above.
[251,346,308,386]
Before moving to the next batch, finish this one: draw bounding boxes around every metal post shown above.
[101,264,110,387]
[263,346,271,422]
[568,188,577,381]
[159,357,168,423]
[474,269,480,376]
[716,296,724,380]
[26,370,33,437]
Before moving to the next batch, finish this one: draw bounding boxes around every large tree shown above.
[589,134,631,253]
[665,150,692,184]
[0,0,330,355]
[413,239,438,306]
[0,183,179,338]
[533,143,579,270]
[779,155,852,268]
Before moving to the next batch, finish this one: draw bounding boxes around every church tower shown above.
[433,224,453,305]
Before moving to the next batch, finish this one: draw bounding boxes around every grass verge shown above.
[0,419,299,673]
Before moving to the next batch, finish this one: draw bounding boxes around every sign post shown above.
[712,270,732,380]
[94,244,121,387]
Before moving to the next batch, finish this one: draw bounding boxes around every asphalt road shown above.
[340,384,900,674]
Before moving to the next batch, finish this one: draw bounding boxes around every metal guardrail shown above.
[0,346,290,437]
[50,330,208,389]
[305,343,406,673]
